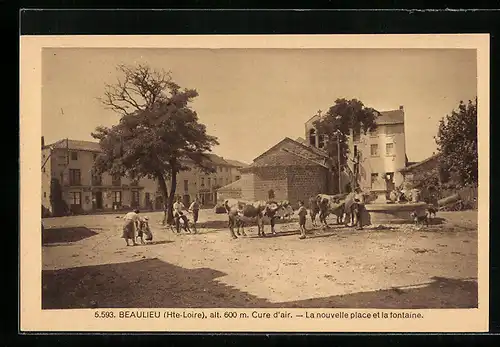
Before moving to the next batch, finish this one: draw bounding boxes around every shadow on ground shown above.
[42,258,478,309]
[197,220,229,229]
[42,227,98,245]
[429,217,446,225]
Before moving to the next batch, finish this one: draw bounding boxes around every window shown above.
[43,192,46,198]
[225,167,229,173]
[226,178,229,185]
[353,129,361,142]
[92,173,102,186]
[201,178,205,187]
[113,191,122,203]
[219,167,222,173]
[371,173,378,188]
[71,152,78,161]
[385,125,395,135]
[318,134,325,149]
[219,177,223,185]
[386,143,395,156]
[235,175,241,180]
[69,169,81,185]
[184,180,188,192]
[208,178,211,187]
[385,172,394,182]
[112,174,121,186]
[70,192,81,205]
[309,129,317,147]
[131,191,140,207]
[370,144,379,157]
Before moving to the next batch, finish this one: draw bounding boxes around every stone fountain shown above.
[363,179,427,225]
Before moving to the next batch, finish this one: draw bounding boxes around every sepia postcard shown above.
[20,34,489,332]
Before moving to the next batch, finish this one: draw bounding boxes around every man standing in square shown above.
[188,197,201,233]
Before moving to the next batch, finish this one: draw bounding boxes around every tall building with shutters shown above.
[304,106,407,192]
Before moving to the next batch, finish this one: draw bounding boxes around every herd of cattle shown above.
[222,192,366,239]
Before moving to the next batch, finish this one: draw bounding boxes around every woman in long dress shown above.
[122,209,140,246]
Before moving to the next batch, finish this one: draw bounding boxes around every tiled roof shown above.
[44,139,243,167]
[305,108,404,126]
[204,153,231,166]
[401,153,441,172]
[253,137,329,162]
[292,138,330,158]
[45,139,102,152]
[376,109,405,125]
[217,179,242,192]
[247,149,328,169]
[224,159,250,168]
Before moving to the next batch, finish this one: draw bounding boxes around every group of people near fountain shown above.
[118,184,435,245]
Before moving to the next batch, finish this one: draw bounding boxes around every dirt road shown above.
[42,210,478,309]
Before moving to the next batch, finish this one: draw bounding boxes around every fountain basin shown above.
[364,202,428,225]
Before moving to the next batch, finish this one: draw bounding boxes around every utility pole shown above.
[337,135,341,194]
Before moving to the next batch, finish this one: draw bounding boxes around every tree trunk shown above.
[167,167,177,224]
[155,172,170,225]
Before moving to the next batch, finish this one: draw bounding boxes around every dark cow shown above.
[343,190,368,229]
[224,199,283,239]
[308,197,321,227]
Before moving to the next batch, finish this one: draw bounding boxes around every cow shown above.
[224,199,284,239]
[342,189,369,228]
[276,200,295,221]
[308,197,321,227]
[316,193,348,228]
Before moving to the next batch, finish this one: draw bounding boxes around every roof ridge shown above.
[280,148,329,168]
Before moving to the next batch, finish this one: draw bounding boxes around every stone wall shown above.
[240,172,256,201]
[216,189,242,204]
[287,166,328,205]
[252,167,288,201]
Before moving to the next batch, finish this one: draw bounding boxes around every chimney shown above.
[41,136,45,148]
[399,105,404,111]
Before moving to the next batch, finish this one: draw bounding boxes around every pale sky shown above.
[42,48,477,164]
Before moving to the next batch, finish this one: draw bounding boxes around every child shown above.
[136,215,153,244]
[297,200,308,240]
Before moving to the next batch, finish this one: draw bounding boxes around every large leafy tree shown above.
[435,98,478,187]
[92,64,218,223]
[313,98,380,188]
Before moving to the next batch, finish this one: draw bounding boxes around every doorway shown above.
[183,194,190,206]
[93,191,103,210]
[155,196,164,210]
[385,172,395,198]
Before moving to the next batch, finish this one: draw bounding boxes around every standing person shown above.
[122,209,140,246]
[173,196,191,233]
[188,197,201,233]
[297,200,308,240]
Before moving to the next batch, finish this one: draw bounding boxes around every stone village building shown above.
[216,106,410,206]
[41,138,247,215]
